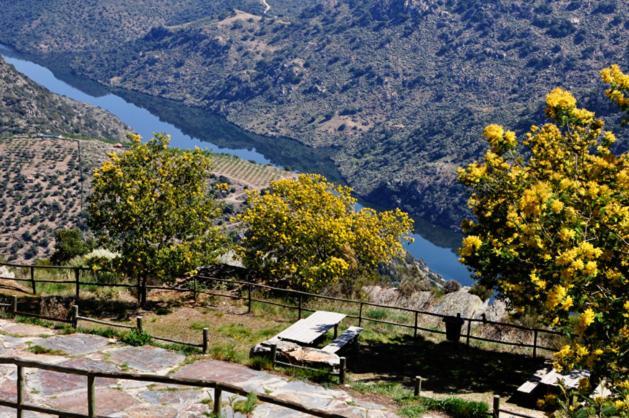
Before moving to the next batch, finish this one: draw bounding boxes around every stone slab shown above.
[106,346,184,373]
[36,334,110,356]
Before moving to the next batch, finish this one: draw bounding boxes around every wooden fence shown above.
[0,356,346,418]
[193,275,563,358]
[0,262,563,358]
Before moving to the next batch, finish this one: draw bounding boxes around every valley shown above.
[1,46,472,283]
[0,0,626,229]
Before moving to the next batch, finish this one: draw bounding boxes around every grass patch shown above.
[352,381,489,418]
[14,315,71,331]
[120,330,152,346]
[27,344,66,356]
[232,392,258,415]
[209,342,244,363]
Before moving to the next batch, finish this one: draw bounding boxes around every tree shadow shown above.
[352,334,546,397]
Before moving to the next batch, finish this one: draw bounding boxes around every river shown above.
[0,44,472,285]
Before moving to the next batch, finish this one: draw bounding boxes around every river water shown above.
[0,44,472,285]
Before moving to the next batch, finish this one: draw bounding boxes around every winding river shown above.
[0,44,472,285]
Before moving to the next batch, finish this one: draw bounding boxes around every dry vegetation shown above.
[0,136,292,263]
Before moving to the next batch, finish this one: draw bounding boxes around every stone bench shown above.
[321,326,363,354]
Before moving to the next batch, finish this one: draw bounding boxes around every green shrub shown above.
[120,330,152,346]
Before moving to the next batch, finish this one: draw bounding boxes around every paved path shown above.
[0,319,396,417]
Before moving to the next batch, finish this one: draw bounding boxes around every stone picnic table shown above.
[518,367,590,394]
[276,311,346,345]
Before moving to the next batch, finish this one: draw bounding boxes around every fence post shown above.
[16,364,23,418]
[533,329,538,359]
[247,283,252,314]
[30,266,36,295]
[465,319,472,346]
[137,277,142,306]
[270,344,277,369]
[414,376,421,396]
[358,302,363,327]
[141,279,148,307]
[339,357,346,385]
[12,296,17,317]
[297,294,303,320]
[136,316,143,334]
[213,387,222,416]
[192,277,198,304]
[71,305,79,329]
[493,395,500,418]
[87,374,96,418]
[414,311,418,338]
[74,268,81,301]
[202,328,209,354]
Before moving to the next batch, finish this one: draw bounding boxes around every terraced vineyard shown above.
[211,155,293,189]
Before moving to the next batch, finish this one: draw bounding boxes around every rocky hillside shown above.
[1,0,626,228]
[0,57,129,140]
[0,136,291,263]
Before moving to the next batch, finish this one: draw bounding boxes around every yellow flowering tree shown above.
[88,134,226,305]
[236,174,413,294]
[458,66,628,401]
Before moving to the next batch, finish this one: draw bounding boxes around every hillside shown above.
[0,0,627,227]
[0,136,291,262]
[0,57,129,141]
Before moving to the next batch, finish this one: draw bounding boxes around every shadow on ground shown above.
[352,334,546,396]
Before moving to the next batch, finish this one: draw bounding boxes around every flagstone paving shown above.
[0,319,397,417]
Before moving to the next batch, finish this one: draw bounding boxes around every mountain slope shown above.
[1,0,626,227]
[0,57,129,140]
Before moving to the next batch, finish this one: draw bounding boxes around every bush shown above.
[443,280,461,294]
[51,228,90,264]
[120,330,152,346]
[469,283,493,301]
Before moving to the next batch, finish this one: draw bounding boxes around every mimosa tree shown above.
[458,66,628,405]
[236,174,413,294]
[88,134,226,305]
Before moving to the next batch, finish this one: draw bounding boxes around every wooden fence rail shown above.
[193,274,562,356]
[0,262,562,357]
[0,356,346,418]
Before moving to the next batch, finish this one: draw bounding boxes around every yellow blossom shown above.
[579,308,596,329]
[546,87,577,110]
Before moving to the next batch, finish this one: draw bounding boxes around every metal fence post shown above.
[493,395,500,418]
[74,268,81,301]
[87,374,95,418]
[12,296,17,317]
[213,387,222,416]
[533,329,538,358]
[30,266,36,295]
[71,305,79,329]
[136,316,143,334]
[202,328,209,354]
[16,364,23,418]
[358,302,364,327]
[339,357,346,385]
